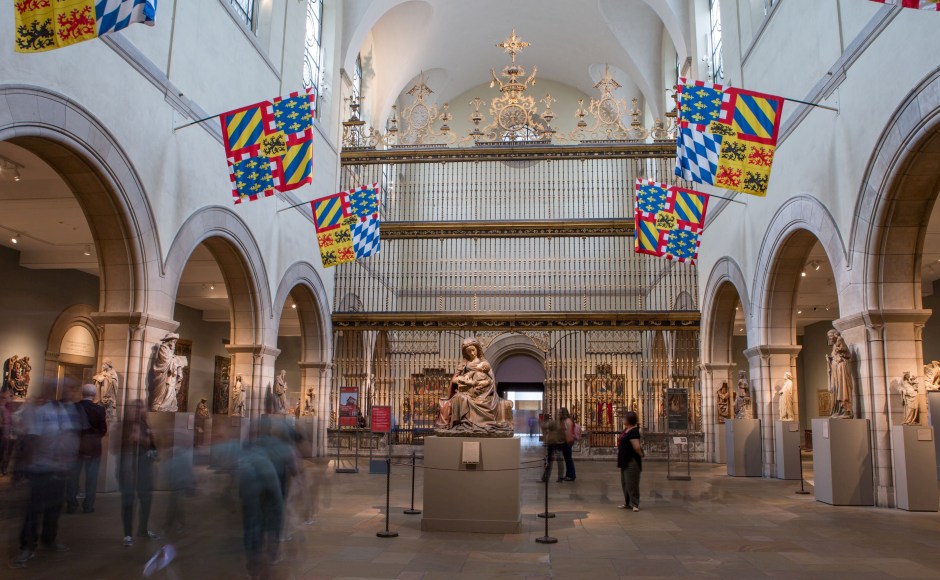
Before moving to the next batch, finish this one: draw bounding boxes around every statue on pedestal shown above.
[303,387,316,416]
[273,370,288,414]
[923,361,940,391]
[898,372,920,426]
[3,355,30,399]
[716,382,732,424]
[435,337,513,436]
[196,398,209,419]
[825,329,854,419]
[231,375,246,417]
[93,359,119,422]
[150,333,188,412]
[776,371,796,421]
[734,370,752,419]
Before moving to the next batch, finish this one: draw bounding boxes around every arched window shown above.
[303,0,325,115]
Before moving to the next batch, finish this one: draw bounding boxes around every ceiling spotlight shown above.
[209,284,215,290]
[11,232,19,244]
[82,245,92,256]
[12,168,21,182]
[814,262,821,271]
[797,309,803,314]
[739,328,744,332]
[291,303,297,309]
[800,271,806,277]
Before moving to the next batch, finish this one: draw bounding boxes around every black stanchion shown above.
[377,436,398,538]
[535,462,557,544]
[404,450,421,515]
[795,444,811,495]
[537,454,555,519]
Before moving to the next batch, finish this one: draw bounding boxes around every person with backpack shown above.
[559,408,577,482]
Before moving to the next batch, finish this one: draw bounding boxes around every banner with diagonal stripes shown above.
[220,89,315,204]
[634,179,709,265]
[312,184,381,268]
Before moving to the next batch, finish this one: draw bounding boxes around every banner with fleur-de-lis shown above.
[311,185,381,268]
[634,179,708,265]
[220,89,314,203]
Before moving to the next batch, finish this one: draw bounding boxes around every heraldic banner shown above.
[634,179,709,265]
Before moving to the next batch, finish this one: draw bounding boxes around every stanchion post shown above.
[535,458,557,544]
[377,433,398,537]
[404,450,421,515]
[795,444,811,495]
[538,453,555,519]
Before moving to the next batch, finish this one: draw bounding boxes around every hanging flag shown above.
[14,0,158,53]
[221,89,315,204]
[869,0,940,10]
[312,184,381,268]
[675,78,784,197]
[634,179,709,265]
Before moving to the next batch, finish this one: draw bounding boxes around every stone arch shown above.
[486,333,546,370]
[43,303,99,400]
[701,257,750,365]
[752,195,848,348]
[271,262,332,362]
[0,85,159,315]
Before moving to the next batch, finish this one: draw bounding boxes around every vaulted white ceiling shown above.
[341,0,692,127]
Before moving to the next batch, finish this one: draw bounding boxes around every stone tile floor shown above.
[1,437,939,579]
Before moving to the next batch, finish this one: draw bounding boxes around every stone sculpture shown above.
[231,375,246,417]
[923,360,940,391]
[898,372,920,426]
[273,370,288,414]
[196,398,210,419]
[150,333,188,412]
[777,371,796,421]
[303,387,316,416]
[435,337,513,436]
[3,355,30,399]
[734,370,752,419]
[93,359,119,422]
[825,329,854,419]
[716,382,732,424]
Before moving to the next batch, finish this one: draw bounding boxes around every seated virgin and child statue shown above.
[435,337,513,437]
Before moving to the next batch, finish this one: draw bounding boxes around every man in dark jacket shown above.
[66,384,108,514]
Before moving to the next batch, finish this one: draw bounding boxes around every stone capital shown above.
[743,344,802,361]
[225,343,281,357]
[90,311,180,332]
[298,361,331,369]
[835,309,933,333]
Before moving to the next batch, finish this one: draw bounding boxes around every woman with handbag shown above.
[617,411,644,511]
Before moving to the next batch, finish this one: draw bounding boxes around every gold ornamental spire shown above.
[495,29,529,63]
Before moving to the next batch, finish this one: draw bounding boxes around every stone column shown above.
[744,344,801,478]
[835,309,931,507]
[299,361,329,456]
[701,362,736,463]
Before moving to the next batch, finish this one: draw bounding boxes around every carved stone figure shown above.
[435,337,513,436]
[898,372,920,426]
[93,359,119,422]
[716,382,732,424]
[734,370,752,419]
[3,355,30,399]
[231,375,246,417]
[924,360,940,391]
[196,398,210,419]
[826,329,854,419]
[303,387,316,416]
[777,371,796,422]
[273,370,288,414]
[150,333,188,412]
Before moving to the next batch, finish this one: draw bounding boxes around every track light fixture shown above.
[11,232,20,244]
[0,154,24,182]
[83,245,92,256]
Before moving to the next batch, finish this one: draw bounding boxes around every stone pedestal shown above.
[774,421,801,480]
[147,412,195,491]
[717,423,727,464]
[421,436,520,533]
[96,420,122,492]
[210,415,250,469]
[811,418,873,506]
[296,416,317,458]
[891,425,939,512]
[926,392,940,479]
[726,419,761,477]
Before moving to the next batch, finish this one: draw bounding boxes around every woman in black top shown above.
[617,411,644,511]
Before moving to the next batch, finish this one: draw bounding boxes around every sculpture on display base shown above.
[776,371,796,422]
[196,398,210,419]
[93,359,119,422]
[716,382,732,424]
[923,361,940,391]
[3,355,31,399]
[302,387,316,416]
[734,370,752,419]
[272,370,288,414]
[150,333,188,412]
[435,337,513,437]
[231,375,247,417]
[825,329,855,419]
[898,372,920,426]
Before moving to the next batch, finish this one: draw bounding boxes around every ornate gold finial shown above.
[495,29,529,63]
[594,64,622,96]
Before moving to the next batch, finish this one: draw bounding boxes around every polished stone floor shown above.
[2,437,940,579]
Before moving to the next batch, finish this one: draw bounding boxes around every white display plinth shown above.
[774,421,801,480]
[726,419,762,477]
[210,415,250,469]
[811,418,873,506]
[147,412,195,491]
[297,416,317,457]
[891,425,939,512]
[926,392,940,479]
[422,436,520,533]
[717,424,727,464]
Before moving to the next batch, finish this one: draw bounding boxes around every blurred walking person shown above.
[65,384,107,514]
[539,413,566,483]
[559,407,577,481]
[239,442,284,580]
[118,400,159,547]
[10,381,80,569]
